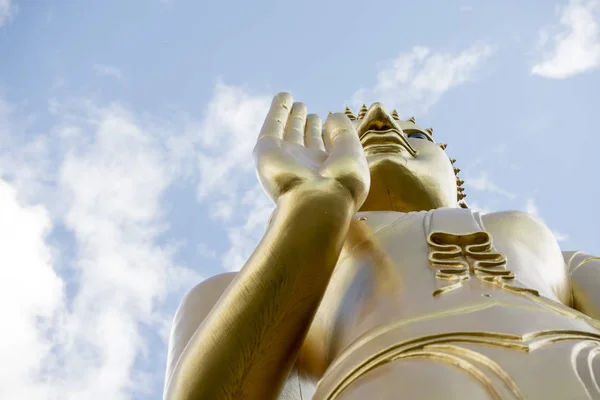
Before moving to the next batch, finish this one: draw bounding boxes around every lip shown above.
[360,129,417,156]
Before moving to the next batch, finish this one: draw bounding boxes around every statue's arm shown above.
[563,251,600,319]
[164,183,355,400]
[164,272,237,392]
[164,272,310,400]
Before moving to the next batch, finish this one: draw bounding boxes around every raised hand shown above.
[253,92,370,211]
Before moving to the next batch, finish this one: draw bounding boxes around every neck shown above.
[360,161,458,213]
[358,184,458,213]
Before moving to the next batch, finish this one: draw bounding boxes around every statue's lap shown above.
[334,340,599,400]
[314,300,600,400]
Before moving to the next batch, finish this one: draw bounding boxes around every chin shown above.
[364,151,409,167]
[360,152,458,212]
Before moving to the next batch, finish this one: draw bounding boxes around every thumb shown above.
[320,113,370,206]
[322,113,357,150]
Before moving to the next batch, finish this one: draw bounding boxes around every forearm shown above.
[166,182,355,400]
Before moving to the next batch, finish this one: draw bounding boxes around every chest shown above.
[337,208,567,302]
[308,209,570,361]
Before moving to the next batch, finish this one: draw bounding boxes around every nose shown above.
[356,103,402,139]
[356,102,418,157]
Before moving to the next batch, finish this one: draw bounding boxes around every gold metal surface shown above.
[164,93,599,399]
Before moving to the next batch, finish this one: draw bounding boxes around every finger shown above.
[321,112,351,153]
[258,92,293,140]
[304,114,325,151]
[322,113,360,152]
[320,113,370,198]
[322,117,333,152]
[283,102,307,144]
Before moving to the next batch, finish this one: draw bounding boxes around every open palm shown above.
[253,93,370,210]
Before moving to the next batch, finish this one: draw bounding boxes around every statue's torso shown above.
[297,208,600,400]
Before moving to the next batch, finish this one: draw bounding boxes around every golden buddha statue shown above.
[163,93,600,400]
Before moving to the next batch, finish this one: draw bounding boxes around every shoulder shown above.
[481,210,545,228]
[166,272,238,387]
[167,271,310,400]
[171,272,238,354]
[176,272,238,319]
[481,210,558,244]
[480,210,571,303]
[183,272,238,299]
[479,210,563,264]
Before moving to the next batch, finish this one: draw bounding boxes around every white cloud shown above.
[0,0,14,26]
[2,83,276,396]
[532,0,600,78]
[524,198,569,242]
[221,186,273,272]
[461,171,568,243]
[52,77,66,89]
[469,201,493,215]
[0,179,64,400]
[352,44,492,114]
[464,171,516,199]
[55,105,193,397]
[196,242,217,259]
[93,64,124,81]
[552,231,570,242]
[194,82,274,271]
[211,200,234,221]
[525,198,539,216]
[0,96,201,399]
[196,82,270,197]
[0,97,55,207]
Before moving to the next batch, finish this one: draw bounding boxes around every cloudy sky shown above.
[1,0,600,398]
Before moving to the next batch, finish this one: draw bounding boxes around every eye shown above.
[407,132,429,140]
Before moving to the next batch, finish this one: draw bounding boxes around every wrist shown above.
[265,179,356,240]
[277,178,355,216]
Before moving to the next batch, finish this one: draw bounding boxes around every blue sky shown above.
[1,0,599,398]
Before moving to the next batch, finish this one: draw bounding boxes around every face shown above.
[351,103,458,212]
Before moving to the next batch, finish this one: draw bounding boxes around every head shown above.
[343,102,466,212]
